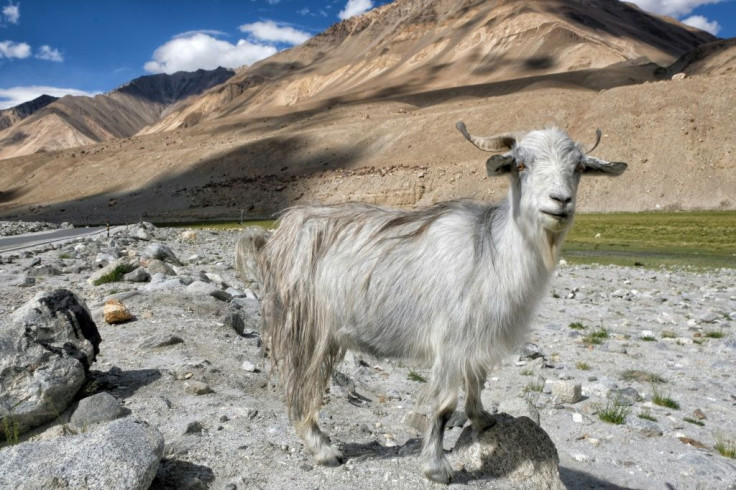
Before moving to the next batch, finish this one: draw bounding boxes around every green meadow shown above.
[167,211,736,269]
[563,211,736,269]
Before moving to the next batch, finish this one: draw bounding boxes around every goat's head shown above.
[457,121,627,234]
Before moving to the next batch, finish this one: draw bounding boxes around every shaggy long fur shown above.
[257,124,627,483]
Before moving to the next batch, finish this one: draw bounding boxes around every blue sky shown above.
[0,0,734,109]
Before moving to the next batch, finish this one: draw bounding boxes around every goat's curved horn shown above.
[456,121,516,152]
[587,128,602,154]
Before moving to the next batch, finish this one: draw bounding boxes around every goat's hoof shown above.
[471,411,497,432]
[423,460,453,484]
[313,445,344,467]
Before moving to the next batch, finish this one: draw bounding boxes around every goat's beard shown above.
[541,228,569,272]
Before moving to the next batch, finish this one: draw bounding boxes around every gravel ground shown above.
[1,224,734,489]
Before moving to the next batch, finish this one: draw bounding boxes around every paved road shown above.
[0,227,106,253]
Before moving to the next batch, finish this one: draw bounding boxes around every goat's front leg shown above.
[421,376,458,483]
[464,365,496,432]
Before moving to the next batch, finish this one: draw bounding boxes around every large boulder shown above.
[0,418,163,490]
[0,289,101,437]
[234,226,271,292]
[142,243,182,265]
[451,413,564,489]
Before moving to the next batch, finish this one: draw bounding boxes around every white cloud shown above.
[298,8,310,16]
[239,20,311,45]
[36,45,63,62]
[338,0,373,20]
[682,14,722,34]
[144,33,277,74]
[2,1,19,24]
[0,86,96,109]
[626,0,725,17]
[173,29,228,39]
[0,40,30,58]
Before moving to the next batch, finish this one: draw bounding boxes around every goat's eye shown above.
[517,162,526,172]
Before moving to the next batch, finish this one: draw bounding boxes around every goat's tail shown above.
[258,210,343,426]
[235,226,271,292]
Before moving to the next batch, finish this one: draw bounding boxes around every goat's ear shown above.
[486,155,515,176]
[582,156,628,176]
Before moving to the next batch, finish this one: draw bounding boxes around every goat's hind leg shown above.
[464,365,496,432]
[296,412,343,466]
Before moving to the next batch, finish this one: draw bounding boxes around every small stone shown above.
[183,421,203,435]
[572,413,583,423]
[549,381,582,404]
[103,299,133,324]
[630,416,662,437]
[699,312,719,324]
[692,408,707,420]
[671,72,687,80]
[142,243,181,265]
[184,381,213,395]
[241,360,258,372]
[140,334,184,349]
[144,259,176,276]
[520,342,544,360]
[70,392,124,429]
[403,411,429,432]
[123,267,150,282]
[608,387,641,406]
[187,281,232,301]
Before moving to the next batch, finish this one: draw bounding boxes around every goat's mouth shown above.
[540,210,570,220]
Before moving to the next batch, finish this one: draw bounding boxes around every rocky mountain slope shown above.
[0,94,58,131]
[0,0,732,223]
[0,68,234,160]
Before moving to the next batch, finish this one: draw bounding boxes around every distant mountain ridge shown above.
[0,67,234,160]
[0,95,58,131]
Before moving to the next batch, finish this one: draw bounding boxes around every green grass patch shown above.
[576,362,590,371]
[582,328,609,345]
[523,378,546,393]
[684,417,704,426]
[568,322,586,330]
[621,370,666,384]
[652,388,680,410]
[520,368,534,376]
[92,264,136,286]
[563,211,736,269]
[641,335,657,342]
[715,435,736,459]
[704,330,724,339]
[407,370,427,383]
[638,412,657,422]
[661,330,676,339]
[598,398,630,425]
[58,252,72,259]
[162,220,277,230]
[1,416,20,446]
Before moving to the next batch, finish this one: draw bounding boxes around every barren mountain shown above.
[143,0,714,133]
[0,95,57,131]
[0,0,732,224]
[0,68,235,160]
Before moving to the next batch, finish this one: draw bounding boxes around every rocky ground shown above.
[0,222,735,489]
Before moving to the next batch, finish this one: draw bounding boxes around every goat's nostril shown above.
[550,194,572,205]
